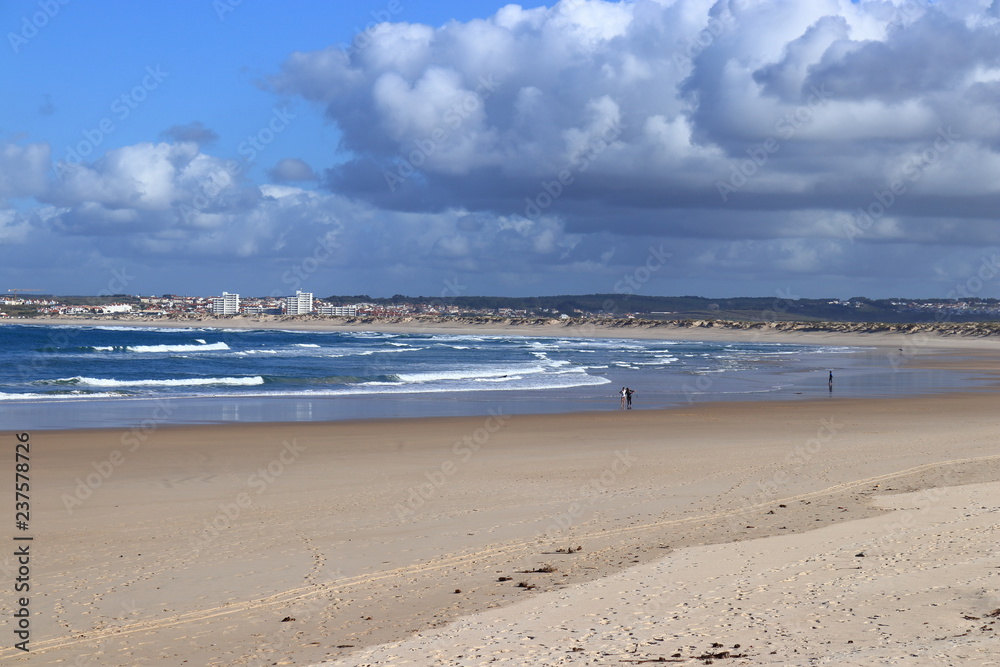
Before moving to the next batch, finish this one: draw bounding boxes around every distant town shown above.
[2,291,522,319]
[5,290,1000,324]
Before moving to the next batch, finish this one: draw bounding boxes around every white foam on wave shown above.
[348,347,422,357]
[90,326,186,334]
[54,376,265,388]
[294,343,321,348]
[224,373,611,398]
[395,365,546,383]
[127,342,230,353]
[0,391,128,401]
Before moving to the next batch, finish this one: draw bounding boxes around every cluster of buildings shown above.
[41,303,136,316]
[210,291,359,317]
[5,290,575,320]
[22,292,358,319]
[892,300,1000,317]
[13,291,1000,322]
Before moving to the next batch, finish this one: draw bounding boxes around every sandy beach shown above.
[2,322,1000,665]
[15,313,1000,350]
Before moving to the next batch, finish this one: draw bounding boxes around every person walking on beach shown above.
[828,370,833,391]
[626,387,635,409]
[620,386,627,410]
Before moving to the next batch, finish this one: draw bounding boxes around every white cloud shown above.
[267,0,1000,232]
[0,208,31,242]
[8,0,1000,298]
[0,143,50,198]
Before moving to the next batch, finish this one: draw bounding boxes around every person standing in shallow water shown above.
[828,370,834,391]
[620,386,627,410]
[626,387,635,409]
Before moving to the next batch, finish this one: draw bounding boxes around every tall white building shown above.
[285,291,313,315]
[317,304,358,317]
[212,292,240,315]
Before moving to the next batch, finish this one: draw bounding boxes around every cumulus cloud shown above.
[0,142,51,198]
[17,135,585,296]
[8,0,1000,298]
[269,0,1000,234]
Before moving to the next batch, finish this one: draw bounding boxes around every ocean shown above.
[0,323,981,430]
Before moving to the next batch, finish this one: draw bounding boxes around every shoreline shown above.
[6,315,1000,433]
[4,392,1000,664]
[10,314,1000,350]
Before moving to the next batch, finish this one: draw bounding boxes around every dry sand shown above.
[338,480,1000,666]
[2,322,1000,665]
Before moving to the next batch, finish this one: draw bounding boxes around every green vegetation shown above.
[57,294,142,306]
[0,303,41,317]
[322,293,1000,323]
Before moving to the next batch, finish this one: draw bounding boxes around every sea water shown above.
[0,323,983,430]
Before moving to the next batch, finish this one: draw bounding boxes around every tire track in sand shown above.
[7,452,1000,658]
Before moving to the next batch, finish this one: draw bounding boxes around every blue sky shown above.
[2,0,1000,300]
[4,1,531,183]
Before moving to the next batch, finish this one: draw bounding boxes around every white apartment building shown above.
[212,292,240,315]
[317,304,358,317]
[100,303,134,314]
[285,291,313,315]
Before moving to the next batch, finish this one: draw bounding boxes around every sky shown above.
[2,0,1000,301]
